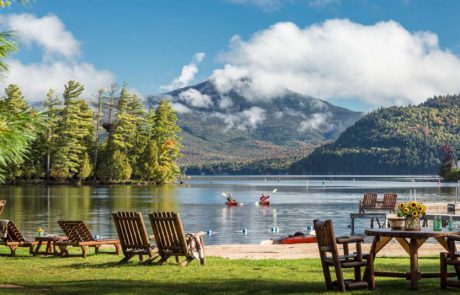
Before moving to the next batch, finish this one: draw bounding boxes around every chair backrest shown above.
[0,200,5,216]
[112,212,151,252]
[382,193,397,209]
[362,193,377,208]
[57,221,94,243]
[0,220,26,242]
[313,219,338,257]
[149,212,188,257]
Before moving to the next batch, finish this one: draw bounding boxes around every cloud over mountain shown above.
[211,19,460,107]
[161,52,205,91]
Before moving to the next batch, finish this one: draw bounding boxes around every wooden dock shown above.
[350,212,387,235]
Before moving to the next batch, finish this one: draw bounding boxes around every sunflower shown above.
[410,202,417,208]
[398,203,405,210]
[411,210,419,217]
[404,207,410,214]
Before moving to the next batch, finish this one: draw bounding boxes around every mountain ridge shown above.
[147,80,363,170]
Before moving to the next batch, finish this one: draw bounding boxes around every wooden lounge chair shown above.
[0,200,5,216]
[359,193,377,214]
[0,219,36,256]
[381,193,397,213]
[56,220,121,258]
[112,212,158,264]
[441,235,460,289]
[314,219,375,292]
[149,212,205,266]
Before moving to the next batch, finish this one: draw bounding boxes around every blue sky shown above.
[3,0,460,111]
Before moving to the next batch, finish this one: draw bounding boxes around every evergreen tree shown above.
[51,81,94,181]
[43,89,60,183]
[150,100,182,184]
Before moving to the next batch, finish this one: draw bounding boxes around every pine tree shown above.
[1,84,28,112]
[43,89,60,183]
[51,81,94,181]
[149,100,182,184]
[139,140,159,181]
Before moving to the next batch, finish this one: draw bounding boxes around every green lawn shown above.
[0,248,457,294]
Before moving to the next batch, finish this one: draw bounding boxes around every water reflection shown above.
[0,177,459,245]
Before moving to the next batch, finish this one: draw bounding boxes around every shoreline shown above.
[204,241,447,259]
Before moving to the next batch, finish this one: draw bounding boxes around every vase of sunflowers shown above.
[396,201,426,231]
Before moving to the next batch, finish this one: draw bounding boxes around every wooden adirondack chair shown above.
[0,219,37,256]
[0,200,5,216]
[56,220,121,258]
[149,212,205,266]
[314,219,375,292]
[441,235,460,289]
[359,193,377,214]
[381,193,397,213]
[112,212,158,264]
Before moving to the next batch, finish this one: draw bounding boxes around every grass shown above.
[0,248,458,294]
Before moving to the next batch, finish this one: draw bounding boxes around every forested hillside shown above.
[290,95,460,175]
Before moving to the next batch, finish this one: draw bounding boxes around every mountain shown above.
[290,95,460,175]
[147,80,363,172]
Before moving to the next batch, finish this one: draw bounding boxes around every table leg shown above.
[45,241,52,255]
[33,241,43,256]
[409,238,419,290]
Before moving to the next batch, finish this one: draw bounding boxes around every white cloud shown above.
[211,19,460,107]
[0,14,114,100]
[178,88,213,108]
[5,60,114,101]
[211,106,266,131]
[218,96,233,109]
[161,52,205,91]
[172,102,192,113]
[4,13,80,58]
[298,113,330,132]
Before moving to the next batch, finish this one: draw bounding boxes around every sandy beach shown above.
[205,241,447,259]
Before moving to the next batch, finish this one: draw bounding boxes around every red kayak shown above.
[225,201,241,207]
[275,234,317,244]
[258,201,270,206]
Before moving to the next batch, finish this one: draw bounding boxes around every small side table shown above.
[33,236,67,256]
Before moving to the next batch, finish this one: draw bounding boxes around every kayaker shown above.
[260,194,269,203]
[227,193,236,203]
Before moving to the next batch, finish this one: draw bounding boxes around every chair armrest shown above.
[336,236,364,244]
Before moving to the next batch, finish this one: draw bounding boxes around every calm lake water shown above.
[0,175,459,245]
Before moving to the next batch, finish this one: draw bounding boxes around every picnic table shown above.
[365,227,460,290]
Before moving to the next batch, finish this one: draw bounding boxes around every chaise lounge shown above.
[112,212,158,264]
[56,220,121,258]
[0,219,37,256]
[149,212,205,266]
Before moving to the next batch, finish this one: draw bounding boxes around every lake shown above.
[0,175,459,245]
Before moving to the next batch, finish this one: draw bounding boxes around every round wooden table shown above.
[365,228,460,290]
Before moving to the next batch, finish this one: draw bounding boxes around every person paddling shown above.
[227,193,236,203]
[260,193,269,203]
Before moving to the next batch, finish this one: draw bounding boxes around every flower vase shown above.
[405,216,421,231]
